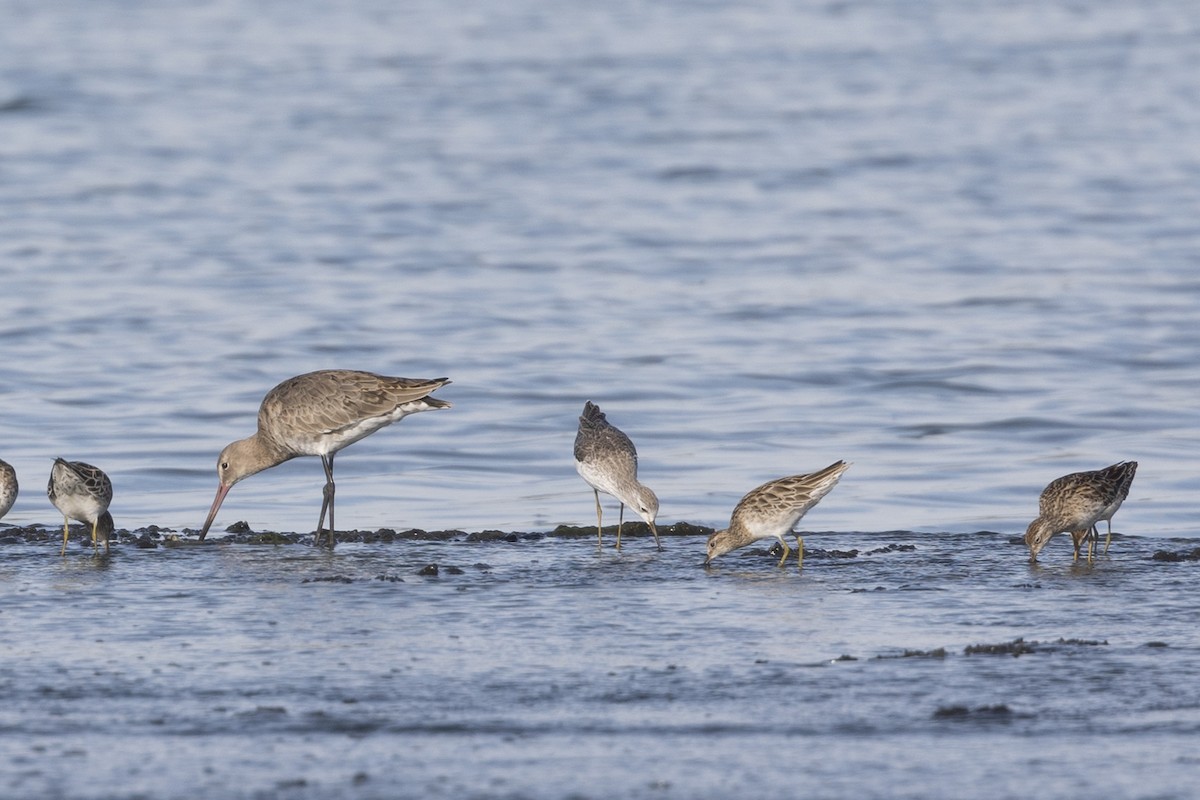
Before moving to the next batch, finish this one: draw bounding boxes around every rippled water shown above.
[2,0,1199,797]
[4,532,1200,799]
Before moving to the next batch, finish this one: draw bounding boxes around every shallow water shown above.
[1,0,1199,796]
[3,530,1200,799]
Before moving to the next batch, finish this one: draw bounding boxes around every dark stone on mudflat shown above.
[1152,548,1200,562]
[964,638,1036,657]
[444,565,464,575]
[244,532,295,545]
[877,648,947,659]
[374,574,405,583]
[226,521,253,533]
[135,535,159,549]
[392,528,464,541]
[865,543,917,554]
[799,547,859,559]
[833,654,858,661]
[661,521,715,537]
[467,530,516,542]
[302,575,353,584]
[418,564,438,576]
[551,524,601,539]
[1146,641,1169,648]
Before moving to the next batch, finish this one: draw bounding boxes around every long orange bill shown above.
[198,483,232,541]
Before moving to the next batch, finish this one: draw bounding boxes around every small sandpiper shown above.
[1024,461,1138,563]
[705,461,851,568]
[0,458,17,521]
[574,401,660,550]
[199,370,451,547]
[48,458,114,556]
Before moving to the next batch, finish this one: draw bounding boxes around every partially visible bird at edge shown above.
[0,458,18,521]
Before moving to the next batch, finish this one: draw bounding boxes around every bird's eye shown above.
[220,462,229,470]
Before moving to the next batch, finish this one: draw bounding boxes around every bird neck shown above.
[226,434,292,483]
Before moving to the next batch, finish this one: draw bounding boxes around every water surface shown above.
[1,0,1198,796]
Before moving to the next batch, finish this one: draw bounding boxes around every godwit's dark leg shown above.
[316,452,337,547]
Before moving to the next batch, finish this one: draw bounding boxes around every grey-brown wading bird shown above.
[0,458,17,521]
[198,370,451,547]
[574,401,661,550]
[48,458,114,556]
[1024,461,1138,563]
[705,461,851,568]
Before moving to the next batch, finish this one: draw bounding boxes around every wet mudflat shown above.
[1,526,1197,800]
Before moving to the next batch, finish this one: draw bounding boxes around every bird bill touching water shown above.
[47,458,114,556]
[198,370,451,547]
[1024,461,1137,563]
[573,401,661,550]
[705,461,851,568]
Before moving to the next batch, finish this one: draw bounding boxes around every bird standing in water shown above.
[1024,461,1137,563]
[574,401,660,550]
[705,461,851,568]
[198,370,451,547]
[48,458,114,556]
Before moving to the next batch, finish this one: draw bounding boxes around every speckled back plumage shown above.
[705,460,850,565]
[47,458,113,522]
[0,459,17,520]
[1024,461,1136,560]
[726,461,850,541]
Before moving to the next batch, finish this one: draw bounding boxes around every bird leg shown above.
[60,517,69,556]
[796,534,805,570]
[91,519,99,552]
[592,489,603,547]
[616,504,624,550]
[775,535,792,568]
[1104,520,1113,554]
[315,453,337,548]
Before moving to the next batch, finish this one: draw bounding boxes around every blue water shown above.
[1,1,1199,797]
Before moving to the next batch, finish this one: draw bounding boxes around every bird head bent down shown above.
[632,485,659,529]
[1024,518,1054,561]
[704,527,737,566]
[198,436,280,541]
